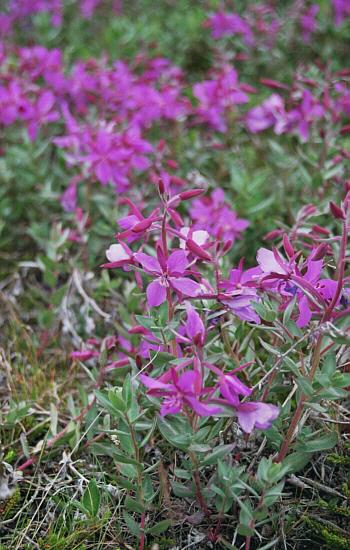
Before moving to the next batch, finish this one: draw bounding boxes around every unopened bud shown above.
[340,124,350,135]
[312,243,328,261]
[187,238,212,261]
[260,78,288,90]
[132,217,154,233]
[283,234,294,258]
[179,188,205,200]
[158,178,165,195]
[223,240,233,253]
[264,229,283,241]
[312,224,330,236]
[168,208,184,228]
[330,201,345,220]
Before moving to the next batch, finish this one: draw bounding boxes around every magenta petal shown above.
[237,403,258,433]
[186,396,222,417]
[254,403,279,429]
[304,260,323,283]
[96,159,112,184]
[139,374,170,391]
[161,398,181,416]
[170,277,200,297]
[185,303,205,343]
[135,252,161,274]
[176,370,198,393]
[167,249,189,275]
[257,248,286,275]
[147,279,167,307]
[38,90,55,113]
[296,295,312,327]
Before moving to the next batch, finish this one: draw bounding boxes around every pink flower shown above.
[190,188,249,243]
[103,242,134,268]
[207,11,254,45]
[287,90,324,142]
[184,303,206,347]
[332,0,350,26]
[193,66,249,132]
[219,263,262,323]
[300,4,319,43]
[135,249,201,307]
[140,369,221,417]
[257,247,339,327]
[246,94,287,134]
[70,350,99,361]
[236,402,279,433]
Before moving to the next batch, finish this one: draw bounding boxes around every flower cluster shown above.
[97,177,350,436]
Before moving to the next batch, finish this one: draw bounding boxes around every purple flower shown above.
[300,4,319,43]
[236,402,279,433]
[246,94,287,134]
[219,264,262,323]
[140,369,221,417]
[287,90,324,142]
[257,247,339,327]
[193,66,249,132]
[60,177,80,212]
[207,11,254,45]
[104,243,134,268]
[184,302,206,347]
[332,0,350,26]
[190,188,249,243]
[135,249,201,307]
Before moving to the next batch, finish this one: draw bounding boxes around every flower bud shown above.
[312,243,328,261]
[179,188,205,200]
[259,78,288,90]
[187,238,212,261]
[132,217,154,232]
[168,208,184,227]
[263,229,283,241]
[330,201,345,220]
[312,224,330,236]
[158,177,165,195]
[283,234,294,258]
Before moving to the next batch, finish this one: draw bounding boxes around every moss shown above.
[3,449,16,464]
[326,453,350,466]
[303,516,350,549]
[318,499,350,517]
[0,486,20,519]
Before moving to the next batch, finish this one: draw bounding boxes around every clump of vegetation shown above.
[1,1,350,548]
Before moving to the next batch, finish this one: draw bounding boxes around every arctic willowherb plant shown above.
[89,178,349,547]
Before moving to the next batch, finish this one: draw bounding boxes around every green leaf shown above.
[171,481,194,498]
[82,480,100,518]
[108,388,127,413]
[113,452,142,467]
[296,377,314,397]
[123,511,141,537]
[237,523,254,537]
[95,390,123,418]
[125,496,144,513]
[142,475,155,503]
[296,432,338,453]
[157,416,192,450]
[201,444,234,467]
[321,355,336,377]
[263,480,285,506]
[282,452,311,474]
[147,519,172,535]
[253,302,276,322]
